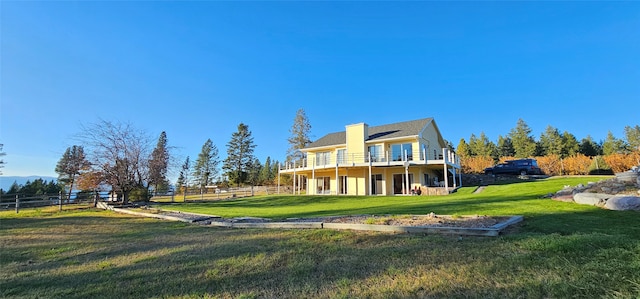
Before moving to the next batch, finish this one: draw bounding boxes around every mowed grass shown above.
[2,176,640,298]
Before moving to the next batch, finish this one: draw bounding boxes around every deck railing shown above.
[280,148,459,171]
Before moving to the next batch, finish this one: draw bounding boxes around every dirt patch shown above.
[320,214,509,228]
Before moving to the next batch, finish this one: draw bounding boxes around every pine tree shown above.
[223,123,257,186]
[177,156,191,192]
[259,157,272,185]
[247,158,262,186]
[468,132,496,158]
[579,136,601,157]
[497,135,515,158]
[508,119,537,158]
[0,144,5,175]
[55,145,91,200]
[624,125,640,152]
[602,131,627,155]
[539,125,563,157]
[149,131,170,193]
[192,139,220,191]
[456,138,471,158]
[287,108,312,162]
[561,131,580,158]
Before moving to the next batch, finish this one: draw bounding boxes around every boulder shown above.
[604,195,640,211]
[615,171,639,184]
[573,193,611,206]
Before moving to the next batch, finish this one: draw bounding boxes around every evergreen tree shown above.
[287,108,312,162]
[456,138,471,158]
[624,125,640,152]
[539,125,563,156]
[176,156,191,191]
[508,119,537,158]
[8,181,19,194]
[271,160,280,183]
[496,135,515,158]
[259,157,272,185]
[223,123,257,186]
[579,136,601,157]
[0,144,5,175]
[602,131,627,155]
[247,158,262,186]
[55,145,91,200]
[149,131,170,193]
[468,132,496,158]
[192,139,220,191]
[561,131,580,158]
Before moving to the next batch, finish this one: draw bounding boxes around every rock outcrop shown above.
[604,195,640,211]
[552,166,640,211]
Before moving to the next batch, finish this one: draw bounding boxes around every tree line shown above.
[49,109,313,204]
[1,178,63,197]
[456,119,640,175]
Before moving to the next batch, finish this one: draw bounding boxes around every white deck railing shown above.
[280,148,459,171]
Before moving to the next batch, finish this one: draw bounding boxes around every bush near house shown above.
[461,153,638,175]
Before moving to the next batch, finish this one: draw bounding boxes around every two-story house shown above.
[279,118,461,196]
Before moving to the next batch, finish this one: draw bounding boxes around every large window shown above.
[316,152,331,166]
[337,149,347,164]
[368,145,382,162]
[316,177,331,194]
[391,143,413,161]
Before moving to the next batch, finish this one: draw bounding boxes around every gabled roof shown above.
[305,118,434,149]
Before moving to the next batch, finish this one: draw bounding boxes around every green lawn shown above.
[2,176,639,298]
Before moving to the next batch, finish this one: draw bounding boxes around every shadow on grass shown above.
[2,207,640,298]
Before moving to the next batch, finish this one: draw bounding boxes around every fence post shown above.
[59,191,62,211]
[15,194,19,214]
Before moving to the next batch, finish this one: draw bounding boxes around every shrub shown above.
[563,154,592,175]
[461,156,494,174]
[536,155,561,176]
[129,187,151,202]
[603,153,639,173]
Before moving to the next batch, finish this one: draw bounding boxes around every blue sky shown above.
[1,1,639,179]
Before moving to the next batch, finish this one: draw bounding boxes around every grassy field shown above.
[2,176,639,298]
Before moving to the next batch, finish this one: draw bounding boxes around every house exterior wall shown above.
[346,123,368,163]
[282,118,460,196]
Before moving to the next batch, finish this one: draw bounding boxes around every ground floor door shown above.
[338,176,348,195]
[393,173,413,194]
[316,177,331,194]
[371,174,383,195]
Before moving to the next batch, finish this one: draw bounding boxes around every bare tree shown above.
[77,120,152,204]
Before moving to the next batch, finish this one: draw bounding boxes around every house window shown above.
[391,143,413,161]
[368,145,382,162]
[316,177,331,195]
[337,149,347,164]
[316,152,331,166]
